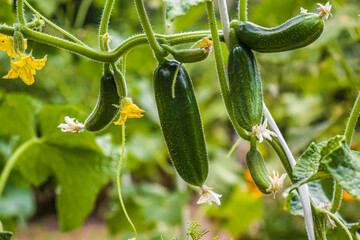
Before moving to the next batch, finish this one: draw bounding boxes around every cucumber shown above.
[228,44,263,131]
[84,72,120,132]
[153,60,208,186]
[235,13,324,52]
[173,48,210,63]
[246,146,271,194]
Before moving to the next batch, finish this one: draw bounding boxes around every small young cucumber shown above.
[173,48,210,63]
[235,13,324,52]
[153,60,208,186]
[85,72,120,132]
[228,44,263,131]
[246,146,271,194]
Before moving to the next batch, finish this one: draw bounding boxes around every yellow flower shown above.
[0,33,27,58]
[114,98,144,125]
[197,38,213,53]
[3,53,47,85]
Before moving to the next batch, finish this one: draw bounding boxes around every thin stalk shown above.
[344,91,360,145]
[16,0,26,25]
[205,0,250,141]
[227,137,242,158]
[330,181,343,213]
[171,63,182,98]
[99,0,115,51]
[217,0,231,50]
[74,0,93,28]
[0,139,37,197]
[317,209,353,240]
[134,0,167,62]
[239,0,248,22]
[264,103,315,240]
[117,124,137,239]
[23,0,86,46]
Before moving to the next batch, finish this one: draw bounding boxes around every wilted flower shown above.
[57,116,85,133]
[197,38,213,53]
[317,2,332,19]
[266,171,287,198]
[114,97,145,125]
[319,202,336,228]
[252,118,278,143]
[3,53,47,85]
[197,185,222,205]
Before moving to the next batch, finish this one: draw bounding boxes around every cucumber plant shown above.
[1,1,358,240]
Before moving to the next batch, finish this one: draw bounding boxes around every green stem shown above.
[134,0,167,62]
[23,0,86,46]
[330,181,343,213]
[226,137,242,158]
[0,25,212,63]
[74,0,93,28]
[0,139,37,197]
[117,124,137,239]
[205,0,250,141]
[344,91,360,145]
[317,209,353,240]
[99,0,115,51]
[267,138,293,182]
[17,0,26,25]
[239,0,248,22]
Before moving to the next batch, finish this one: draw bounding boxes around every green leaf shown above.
[38,105,101,153]
[293,141,330,183]
[16,141,113,231]
[163,0,204,22]
[16,140,52,186]
[0,94,41,143]
[0,231,13,240]
[322,137,360,201]
[0,185,35,221]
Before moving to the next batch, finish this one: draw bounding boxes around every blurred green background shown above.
[0,0,359,239]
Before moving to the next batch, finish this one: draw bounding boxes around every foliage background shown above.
[0,0,359,239]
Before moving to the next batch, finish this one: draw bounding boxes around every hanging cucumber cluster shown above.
[229,10,326,194]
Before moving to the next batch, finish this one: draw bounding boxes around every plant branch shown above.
[330,181,343,213]
[16,0,26,25]
[23,0,86,46]
[99,0,115,51]
[0,25,214,63]
[134,0,167,62]
[205,0,250,141]
[239,0,248,22]
[345,91,360,145]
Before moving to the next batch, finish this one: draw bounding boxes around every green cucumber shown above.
[235,13,324,52]
[173,48,210,63]
[153,60,208,186]
[246,146,271,194]
[84,72,120,132]
[228,44,263,131]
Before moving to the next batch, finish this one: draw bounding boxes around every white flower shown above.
[317,2,332,19]
[300,7,308,14]
[266,171,287,198]
[197,185,222,205]
[252,118,278,143]
[57,116,85,133]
